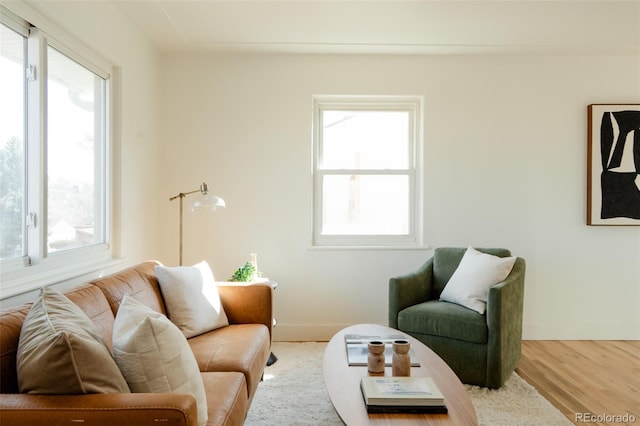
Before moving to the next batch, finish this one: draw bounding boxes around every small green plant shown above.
[229,262,256,282]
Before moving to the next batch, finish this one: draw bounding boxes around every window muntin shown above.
[313,96,423,246]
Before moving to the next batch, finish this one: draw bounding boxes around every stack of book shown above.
[360,376,447,414]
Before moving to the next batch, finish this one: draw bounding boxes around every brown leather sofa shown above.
[0,261,273,426]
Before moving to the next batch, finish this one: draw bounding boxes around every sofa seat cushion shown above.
[397,300,488,344]
[202,372,248,426]
[188,324,270,401]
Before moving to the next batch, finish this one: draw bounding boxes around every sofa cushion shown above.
[188,323,271,401]
[64,284,117,351]
[112,295,208,426]
[92,261,167,317]
[0,306,30,393]
[398,300,488,344]
[16,288,130,394]
[156,261,229,338]
[439,247,516,314]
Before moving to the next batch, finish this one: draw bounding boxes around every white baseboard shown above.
[274,324,376,342]
[273,322,640,342]
[523,322,640,340]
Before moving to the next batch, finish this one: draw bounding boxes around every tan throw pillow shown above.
[112,294,208,426]
[16,287,130,394]
[156,260,229,338]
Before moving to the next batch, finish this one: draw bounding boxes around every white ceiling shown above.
[111,0,640,55]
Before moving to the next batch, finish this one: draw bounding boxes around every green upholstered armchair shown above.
[388,247,525,389]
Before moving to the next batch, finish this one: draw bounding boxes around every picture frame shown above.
[587,104,640,225]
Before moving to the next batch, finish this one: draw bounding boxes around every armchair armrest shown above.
[388,258,434,329]
[0,393,197,426]
[486,257,526,388]
[217,282,273,341]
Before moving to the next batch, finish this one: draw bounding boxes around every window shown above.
[46,47,107,254]
[0,21,25,261]
[0,6,114,297]
[312,96,423,246]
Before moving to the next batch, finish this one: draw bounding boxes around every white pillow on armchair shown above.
[439,247,516,314]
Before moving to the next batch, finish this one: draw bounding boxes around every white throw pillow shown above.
[156,261,229,338]
[112,295,208,426]
[440,247,516,314]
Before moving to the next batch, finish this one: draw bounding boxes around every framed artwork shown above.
[587,104,640,225]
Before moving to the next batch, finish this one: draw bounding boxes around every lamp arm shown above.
[168,188,201,202]
[167,182,220,266]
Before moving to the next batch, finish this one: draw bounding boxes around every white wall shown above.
[159,53,640,340]
[0,1,162,307]
[3,2,637,340]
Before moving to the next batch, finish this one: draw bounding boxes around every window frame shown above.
[0,4,119,299]
[312,95,424,248]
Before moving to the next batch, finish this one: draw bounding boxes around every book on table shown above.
[344,334,420,367]
[360,376,448,414]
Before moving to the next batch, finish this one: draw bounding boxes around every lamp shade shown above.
[191,193,226,212]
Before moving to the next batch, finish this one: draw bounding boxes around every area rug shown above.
[245,342,572,425]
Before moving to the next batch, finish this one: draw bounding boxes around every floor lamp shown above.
[169,182,225,265]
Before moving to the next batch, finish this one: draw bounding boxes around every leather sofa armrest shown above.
[388,257,435,329]
[0,393,197,426]
[217,282,273,341]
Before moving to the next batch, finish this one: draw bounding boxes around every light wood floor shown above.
[516,340,640,425]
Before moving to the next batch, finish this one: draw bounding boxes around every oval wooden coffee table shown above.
[323,324,477,425]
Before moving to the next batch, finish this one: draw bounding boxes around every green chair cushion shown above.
[397,300,488,344]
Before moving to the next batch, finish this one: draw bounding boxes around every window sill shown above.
[0,254,125,300]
